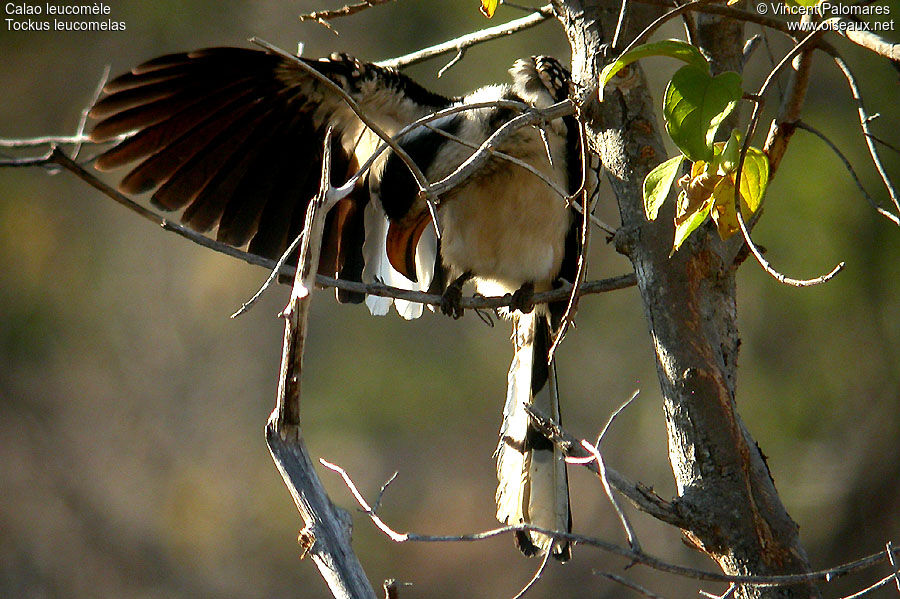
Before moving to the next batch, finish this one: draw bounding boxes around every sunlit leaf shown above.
[737,146,769,214]
[672,191,713,252]
[599,40,708,99]
[664,66,743,162]
[717,130,742,174]
[710,176,739,239]
[644,155,684,221]
[479,0,499,18]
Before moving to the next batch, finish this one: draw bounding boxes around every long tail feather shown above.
[495,310,571,560]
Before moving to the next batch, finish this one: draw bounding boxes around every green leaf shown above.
[717,130,742,174]
[643,155,684,221]
[599,40,708,99]
[737,146,769,214]
[672,191,712,252]
[664,66,743,162]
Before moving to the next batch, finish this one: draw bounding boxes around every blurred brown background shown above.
[2,1,899,597]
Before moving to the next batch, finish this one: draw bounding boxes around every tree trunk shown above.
[553,1,820,597]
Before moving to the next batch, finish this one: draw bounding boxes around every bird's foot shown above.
[510,282,535,314]
[440,271,472,319]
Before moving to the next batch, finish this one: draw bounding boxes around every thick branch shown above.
[554,1,818,597]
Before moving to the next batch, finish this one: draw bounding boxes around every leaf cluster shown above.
[601,40,770,252]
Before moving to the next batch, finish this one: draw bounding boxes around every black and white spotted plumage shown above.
[89,46,580,558]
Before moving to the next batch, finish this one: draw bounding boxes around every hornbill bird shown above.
[88,46,583,560]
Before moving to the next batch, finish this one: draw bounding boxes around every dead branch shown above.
[266,129,376,599]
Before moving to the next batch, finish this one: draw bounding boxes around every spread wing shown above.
[89,46,451,305]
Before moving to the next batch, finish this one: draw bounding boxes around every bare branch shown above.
[376,5,554,70]
[299,0,396,28]
[571,390,643,552]
[3,143,636,312]
[887,540,900,593]
[0,134,96,148]
[319,459,410,544]
[231,230,306,319]
[267,129,376,599]
[839,571,900,599]
[320,455,900,588]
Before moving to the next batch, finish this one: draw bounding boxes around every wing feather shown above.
[90,46,450,308]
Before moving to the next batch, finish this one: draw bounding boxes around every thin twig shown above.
[231,231,306,319]
[299,0,395,25]
[7,145,638,310]
[735,26,847,287]
[796,121,899,226]
[597,571,669,599]
[428,100,574,196]
[511,551,552,599]
[887,541,900,593]
[548,121,592,361]
[0,134,95,148]
[437,49,466,78]
[597,390,640,446]
[73,65,111,160]
[319,459,409,543]
[865,132,900,156]
[574,438,641,552]
[320,456,899,588]
[827,49,900,217]
[610,0,630,51]
[376,5,553,70]
[699,583,737,599]
[525,404,687,529]
[763,12,817,179]
[839,571,900,599]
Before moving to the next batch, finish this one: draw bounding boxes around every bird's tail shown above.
[495,309,571,560]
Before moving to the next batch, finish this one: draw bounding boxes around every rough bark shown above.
[552,1,819,597]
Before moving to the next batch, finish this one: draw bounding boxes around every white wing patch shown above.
[361,199,436,319]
